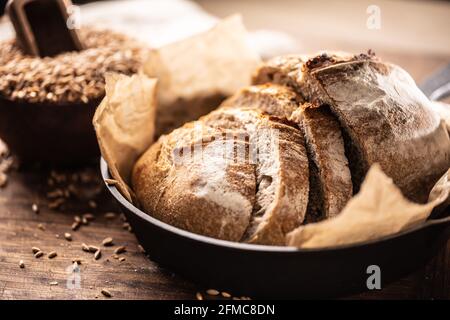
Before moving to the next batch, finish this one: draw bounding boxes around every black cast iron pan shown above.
[100,65,450,299]
[100,158,450,299]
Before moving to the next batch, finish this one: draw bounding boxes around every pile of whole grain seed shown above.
[0,27,145,104]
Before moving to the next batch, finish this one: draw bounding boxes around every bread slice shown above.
[291,104,353,221]
[222,84,351,221]
[245,116,309,245]
[202,107,310,245]
[253,52,450,202]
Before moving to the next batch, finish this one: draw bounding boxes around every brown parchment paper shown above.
[286,164,450,249]
[144,14,261,136]
[93,73,157,203]
[143,14,261,107]
[429,167,450,216]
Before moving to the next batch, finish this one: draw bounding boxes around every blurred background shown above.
[1,0,449,83]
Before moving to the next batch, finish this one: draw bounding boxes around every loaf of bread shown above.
[133,100,310,245]
[253,52,450,202]
[132,52,450,245]
[224,85,352,221]
[144,15,261,136]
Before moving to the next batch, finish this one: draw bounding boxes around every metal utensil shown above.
[420,63,450,101]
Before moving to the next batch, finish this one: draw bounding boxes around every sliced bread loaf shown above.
[253,52,450,202]
[221,84,352,221]
[133,106,310,244]
[202,107,310,245]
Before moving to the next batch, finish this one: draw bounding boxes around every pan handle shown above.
[420,63,450,101]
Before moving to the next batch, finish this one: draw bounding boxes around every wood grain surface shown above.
[0,0,449,299]
[0,144,449,300]
[0,164,199,300]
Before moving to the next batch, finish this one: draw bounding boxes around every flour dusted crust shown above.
[253,52,450,202]
[131,52,450,246]
[132,123,256,241]
[133,102,310,244]
[311,58,450,202]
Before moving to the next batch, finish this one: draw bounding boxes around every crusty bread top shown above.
[132,101,310,244]
[253,52,450,202]
[132,122,256,242]
[252,55,307,99]
[311,58,450,201]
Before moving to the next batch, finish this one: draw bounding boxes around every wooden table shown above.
[1,0,450,301]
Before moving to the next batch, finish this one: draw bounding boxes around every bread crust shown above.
[253,53,450,202]
[312,59,450,201]
[222,83,303,119]
[133,104,310,244]
[132,124,256,242]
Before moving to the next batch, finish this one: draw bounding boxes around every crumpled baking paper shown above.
[93,73,157,203]
[286,164,450,248]
[143,14,261,107]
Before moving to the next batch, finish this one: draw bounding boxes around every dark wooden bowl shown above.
[100,158,450,299]
[0,96,102,165]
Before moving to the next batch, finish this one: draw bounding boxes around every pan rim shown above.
[100,157,450,253]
